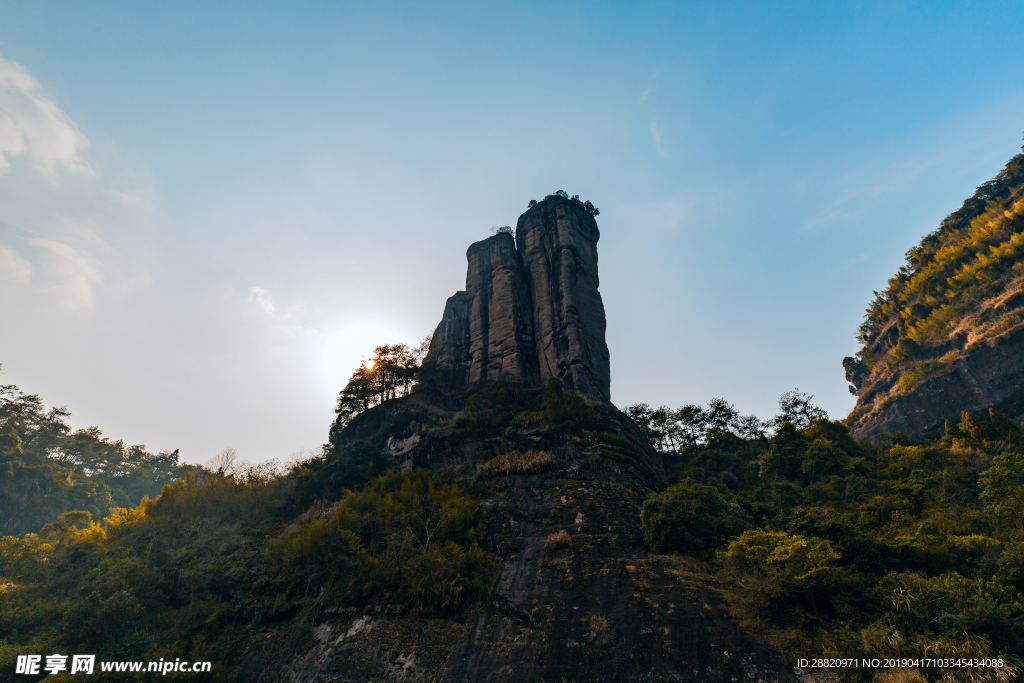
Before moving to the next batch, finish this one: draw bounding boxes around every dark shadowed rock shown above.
[426,196,611,402]
[425,292,473,393]
[465,233,539,388]
[264,393,793,683]
[517,197,610,401]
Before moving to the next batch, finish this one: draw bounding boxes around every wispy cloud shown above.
[0,59,159,314]
[842,250,875,270]
[248,286,276,314]
[0,244,32,282]
[649,120,667,157]
[24,237,101,310]
[0,57,91,177]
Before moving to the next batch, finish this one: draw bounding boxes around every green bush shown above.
[800,438,848,482]
[266,469,495,613]
[640,479,747,555]
[722,530,846,626]
[724,529,841,580]
[981,449,1024,536]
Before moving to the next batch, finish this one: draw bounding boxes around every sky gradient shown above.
[1,1,1023,466]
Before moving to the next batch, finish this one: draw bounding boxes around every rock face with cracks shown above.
[233,196,791,682]
[426,196,611,402]
[465,233,539,389]
[429,292,473,391]
[517,198,610,402]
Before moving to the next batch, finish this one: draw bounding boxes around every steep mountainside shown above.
[260,193,789,679]
[274,386,791,682]
[846,146,1024,441]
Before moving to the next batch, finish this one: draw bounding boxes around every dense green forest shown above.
[0,366,194,537]
[0,369,496,680]
[845,144,1024,403]
[630,393,1024,674]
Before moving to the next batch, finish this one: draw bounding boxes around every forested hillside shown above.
[630,393,1024,673]
[0,367,194,535]
[846,144,1024,439]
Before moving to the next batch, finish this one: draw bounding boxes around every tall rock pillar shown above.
[516,197,611,402]
[425,291,473,392]
[425,232,538,392]
[465,233,539,387]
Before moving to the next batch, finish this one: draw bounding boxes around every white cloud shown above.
[0,57,91,177]
[0,59,160,314]
[0,244,32,282]
[24,237,100,310]
[248,286,276,314]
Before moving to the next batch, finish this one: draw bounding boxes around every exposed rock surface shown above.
[426,196,611,402]
[517,198,610,401]
[465,233,539,389]
[844,148,1024,442]
[848,325,1024,442]
[428,292,473,392]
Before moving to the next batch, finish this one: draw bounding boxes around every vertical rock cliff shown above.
[427,292,473,392]
[517,198,610,401]
[465,233,539,388]
[425,195,611,402]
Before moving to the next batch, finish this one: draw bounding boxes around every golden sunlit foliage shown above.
[1,457,494,679]
[848,146,1024,399]
[477,449,554,477]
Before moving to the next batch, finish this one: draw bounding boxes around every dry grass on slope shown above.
[477,450,554,477]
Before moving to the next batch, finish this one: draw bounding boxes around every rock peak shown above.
[425,196,611,401]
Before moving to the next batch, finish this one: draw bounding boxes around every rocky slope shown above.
[255,388,792,682]
[846,147,1024,441]
[426,195,611,402]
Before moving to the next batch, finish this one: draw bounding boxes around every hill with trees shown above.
[629,391,1024,674]
[846,143,1024,440]
[0,367,194,536]
[7,368,1024,680]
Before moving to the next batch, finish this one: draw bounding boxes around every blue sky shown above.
[1,1,1022,464]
